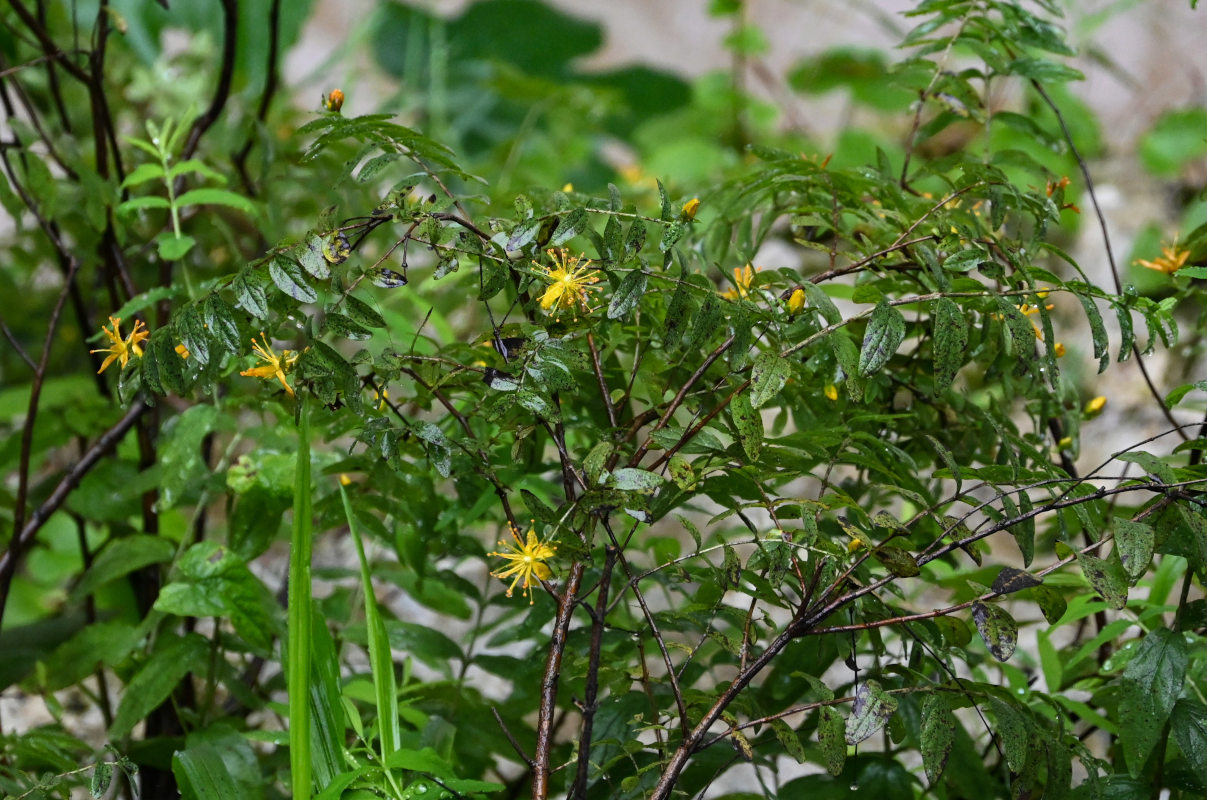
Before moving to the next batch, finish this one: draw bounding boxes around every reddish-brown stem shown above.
[532,561,586,800]
[570,546,617,799]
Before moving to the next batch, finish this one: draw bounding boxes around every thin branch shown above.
[532,561,585,800]
[180,0,238,161]
[601,519,690,738]
[570,546,617,799]
[233,0,282,194]
[0,399,148,627]
[491,707,534,769]
[1028,78,1187,441]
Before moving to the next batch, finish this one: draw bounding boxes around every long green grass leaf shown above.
[340,484,400,761]
[288,399,313,799]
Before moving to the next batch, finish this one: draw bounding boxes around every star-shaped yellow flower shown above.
[535,249,600,315]
[721,264,758,301]
[489,526,557,604]
[239,332,298,396]
[1135,243,1191,275]
[90,316,149,374]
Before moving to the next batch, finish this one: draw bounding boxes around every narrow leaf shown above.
[859,300,906,376]
[972,601,1017,661]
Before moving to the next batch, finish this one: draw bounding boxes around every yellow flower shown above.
[325,88,344,113]
[824,384,839,401]
[90,316,148,374]
[489,526,557,604]
[562,182,574,193]
[175,343,190,359]
[787,287,806,315]
[239,332,298,396]
[681,197,701,220]
[1053,342,1066,358]
[339,474,353,486]
[1135,243,1191,275]
[535,249,600,315]
[721,264,757,301]
[1085,395,1107,417]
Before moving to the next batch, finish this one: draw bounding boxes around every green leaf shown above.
[1027,585,1067,625]
[921,694,955,785]
[730,392,763,462]
[158,404,219,510]
[845,679,897,744]
[507,218,542,251]
[817,706,846,776]
[71,534,175,600]
[872,545,919,577]
[990,698,1030,773]
[608,468,664,492]
[1120,628,1188,775]
[859,301,905,376]
[343,488,400,761]
[233,268,269,319]
[770,718,807,764]
[750,353,790,409]
[1114,519,1155,580]
[1076,293,1110,373]
[1076,552,1128,610]
[551,207,588,245]
[341,294,387,328]
[269,256,318,303]
[173,726,262,800]
[175,187,258,217]
[383,620,464,670]
[1171,699,1207,781]
[203,294,241,357]
[721,543,742,590]
[990,565,1041,596]
[157,233,196,261]
[1139,108,1207,176]
[932,297,968,393]
[971,601,1017,661]
[298,235,332,280]
[664,279,693,347]
[177,302,210,367]
[309,605,346,788]
[110,633,209,739]
[117,195,171,214]
[608,270,647,320]
[942,248,986,272]
[120,162,167,189]
[802,283,841,324]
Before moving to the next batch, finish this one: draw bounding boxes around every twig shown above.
[1029,78,1187,441]
[570,546,617,799]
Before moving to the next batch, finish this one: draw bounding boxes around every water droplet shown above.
[849,783,859,791]
[415,785,428,795]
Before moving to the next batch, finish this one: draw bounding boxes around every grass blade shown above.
[340,483,400,761]
[288,398,313,799]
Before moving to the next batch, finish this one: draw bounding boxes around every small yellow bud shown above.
[824,384,839,402]
[787,287,806,315]
[325,88,344,113]
[847,537,864,553]
[1058,436,1073,449]
[681,197,700,220]
[175,343,190,359]
[339,474,352,486]
[1084,395,1107,417]
[1053,342,1066,358]
[562,183,574,193]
